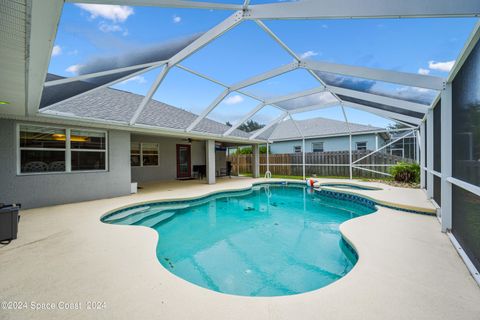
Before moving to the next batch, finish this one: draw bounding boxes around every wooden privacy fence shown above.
[227,150,413,179]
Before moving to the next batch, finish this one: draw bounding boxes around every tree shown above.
[238,120,265,133]
[226,121,232,127]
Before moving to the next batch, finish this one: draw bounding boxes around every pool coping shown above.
[2,177,479,320]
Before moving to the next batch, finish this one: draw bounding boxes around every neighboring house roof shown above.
[266,117,383,141]
[41,74,250,138]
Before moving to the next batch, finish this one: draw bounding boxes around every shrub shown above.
[389,162,420,183]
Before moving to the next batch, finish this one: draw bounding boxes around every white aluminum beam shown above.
[132,11,243,126]
[448,20,480,83]
[65,0,243,10]
[264,86,326,105]
[223,102,265,136]
[343,101,422,125]
[426,109,434,198]
[26,0,64,116]
[169,11,244,66]
[254,20,301,61]
[44,61,167,87]
[353,130,415,164]
[327,85,429,114]
[441,83,452,232]
[302,60,445,90]
[253,19,336,101]
[230,62,298,91]
[186,89,230,132]
[129,65,170,125]
[289,102,339,115]
[245,0,480,20]
[187,62,298,132]
[250,111,288,140]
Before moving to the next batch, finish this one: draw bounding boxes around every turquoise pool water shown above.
[102,183,376,296]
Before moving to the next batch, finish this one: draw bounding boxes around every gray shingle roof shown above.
[267,117,382,141]
[42,79,250,138]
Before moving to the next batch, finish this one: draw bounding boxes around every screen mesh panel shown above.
[433,174,441,205]
[337,95,424,119]
[452,37,480,187]
[275,92,337,111]
[40,70,148,109]
[452,185,480,271]
[314,71,436,105]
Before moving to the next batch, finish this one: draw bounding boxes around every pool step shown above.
[133,211,176,228]
[107,204,188,225]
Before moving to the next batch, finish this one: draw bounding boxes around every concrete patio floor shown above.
[1,177,479,320]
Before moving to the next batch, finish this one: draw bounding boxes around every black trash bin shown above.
[0,204,21,243]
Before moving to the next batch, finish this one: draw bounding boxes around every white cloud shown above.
[119,76,147,85]
[68,49,79,56]
[418,68,430,75]
[65,64,83,75]
[223,95,244,105]
[173,15,182,23]
[300,50,319,59]
[75,4,134,23]
[428,60,455,72]
[99,22,122,33]
[51,45,62,57]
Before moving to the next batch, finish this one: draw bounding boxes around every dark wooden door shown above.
[176,144,191,179]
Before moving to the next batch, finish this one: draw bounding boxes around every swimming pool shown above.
[102,183,376,296]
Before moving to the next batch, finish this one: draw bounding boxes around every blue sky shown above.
[48,3,478,128]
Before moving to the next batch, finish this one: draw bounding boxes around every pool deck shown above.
[1,177,479,320]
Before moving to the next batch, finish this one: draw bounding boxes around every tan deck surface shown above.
[1,177,479,320]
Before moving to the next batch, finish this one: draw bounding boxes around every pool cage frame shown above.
[28,0,480,282]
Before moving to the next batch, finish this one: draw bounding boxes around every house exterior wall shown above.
[0,119,131,209]
[130,135,227,182]
[131,134,206,182]
[269,134,384,154]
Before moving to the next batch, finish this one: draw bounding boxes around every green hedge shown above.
[389,162,420,183]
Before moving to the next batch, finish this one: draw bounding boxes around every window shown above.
[294,145,302,153]
[19,125,66,173]
[356,142,367,151]
[131,142,159,167]
[312,142,324,153]
[71,130,106,171]
[18,124,107,174]
[131,143,141,167]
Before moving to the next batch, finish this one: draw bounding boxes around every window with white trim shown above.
[131,142,159,167]
[312,142,324,152]
[70,130,106,171]
[294,145,302,153]
[18,125,107,174]
[356,141,367,151]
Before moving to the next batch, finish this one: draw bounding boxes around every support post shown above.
[420,122,426,189]
[206,140,216,184]
[266,142,270,174]
[427,109,434,198]
[302,138,306,180]
[253,144,260,178]
[349,134,353,180]
[441,83,452,232]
